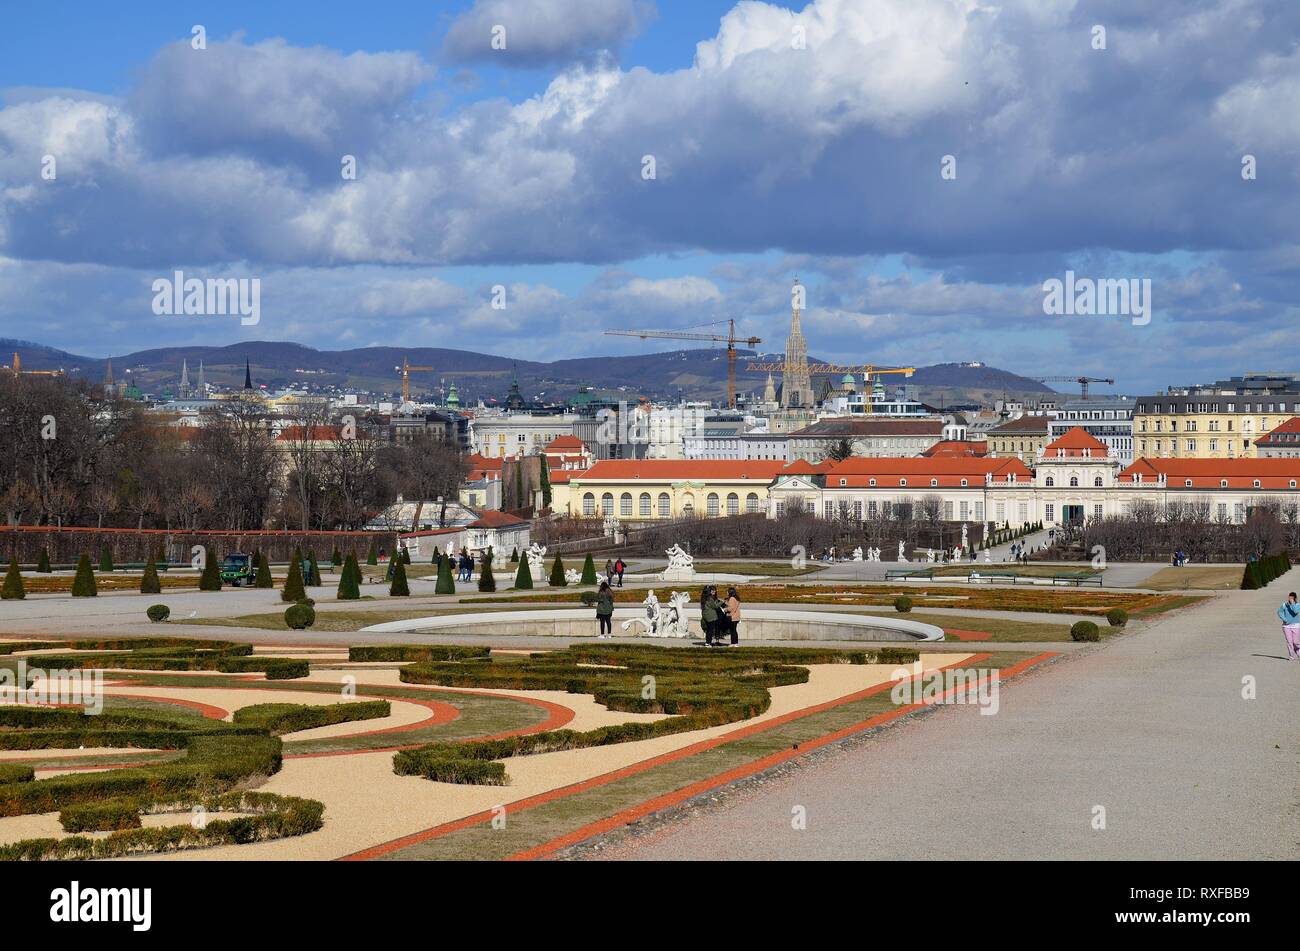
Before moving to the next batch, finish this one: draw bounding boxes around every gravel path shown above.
[581,575,1300,860]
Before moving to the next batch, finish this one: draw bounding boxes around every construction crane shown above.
[2,352,63,377]
[605,319,761,408]
[1033,375,1115,400]
[745,361,915,413]
[396,356,433,403]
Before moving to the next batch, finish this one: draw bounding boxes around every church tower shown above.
[780,279,812,408]
[178,359,190,399]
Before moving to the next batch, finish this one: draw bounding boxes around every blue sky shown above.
[1,0,1297,394]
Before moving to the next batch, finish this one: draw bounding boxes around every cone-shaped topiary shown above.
[337,553,361,600]
[198,546,222,591]
[71,553,97,597]
[255,550,273,588]
[580,553,597,585]
[331,547,342,567]
[435,554,455,594]
[37,548,51,573]
[154,545,168,571]
[2,557,25,600]
[401,546,411,565]
[281,550,306,603]
[510,547,519,563]
[367,542,378,566]
[98,546,114,573]
[139,560,161,595]
[549,554,567,587]
[514,556,533,590]
[306,550,321,586]
[478,552,496,592]
[389,558,410,597]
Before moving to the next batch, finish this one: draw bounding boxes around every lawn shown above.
[631,560,824,577]
[1139,566,1244,590]
[927,564,1101,578]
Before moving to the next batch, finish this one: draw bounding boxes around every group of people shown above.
[591,576,742,646]
[603,558,626,587]
[1170,550,1190,567]
[454,551,475,582]
[700,585,741,647]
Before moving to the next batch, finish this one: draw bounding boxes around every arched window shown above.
[582,492,595,516]
[1045,476,1055,487]
[639,493,651,516]
[726,493,739,516]
[745,492,759,514]
[1094,476,1103,487]
[620,492,633,516]
[1069,476,1079,487]
[706,493,720,517]
[601,492,614,515]
[658,493,671,517]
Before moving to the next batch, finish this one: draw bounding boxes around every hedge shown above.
[60,797,142,833]
[348,645,491,663]
[0,764,35,785]
[1241,552,1292,589]
[1070,621,1101,642]
[894,595,912,613]
[232,700,390,735]
[1106,607,1128,627]
[140,560,161,595]
[284,603,316,630]
[392,643,921,785]
[146,604,170,622]
[0,637,308,680]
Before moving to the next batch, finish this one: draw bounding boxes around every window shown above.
[706,493,720,517]
[601,493,614,515]
[1045,476,1055,486]
[960,479,968,487]
[620,493,633,516]
[746,492,759,514]
[726,493,739,516]
[1220,479,1228,488]
[1045,504,1055,522]
[1069,476,1079,487]
[1186,439,1196,452]
[944,501,954,520]
[869,478,876,487]
[1094,476,1103,487]
[582,492,595,516]
[899,478,907,487]
[1094,504,1103,518]
[930,478,938,487]
[1254,480,1261,488]
[775,502,785,518]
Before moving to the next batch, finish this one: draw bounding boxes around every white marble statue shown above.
[660,591,692,638]
[661,543,697,581]
[852,547,863,562]
[961,524,969,551]
[897,541,907,563]
[926,548,935,563]
[953,546,962,563]
[622,589,662,636]
[564,568,581,585]
[983,547,992,563]
[526,542,547,579]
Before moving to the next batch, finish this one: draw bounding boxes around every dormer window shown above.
[839,478,846,486]
[1185,479,1192,487]
[930,478,938,487]
[1254,480,1261,488]
[869,478,877,487]
[960,479,968,487]
[899,478,907,487]
[1221,479,1228,488]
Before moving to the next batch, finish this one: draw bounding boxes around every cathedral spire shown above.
[781,278,811,409]
[244,358,253,390]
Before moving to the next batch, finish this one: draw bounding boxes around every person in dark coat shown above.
[595,582,615,639]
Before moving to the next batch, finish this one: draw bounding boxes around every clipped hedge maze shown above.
[369,643,920,786]
[0,637,309,680]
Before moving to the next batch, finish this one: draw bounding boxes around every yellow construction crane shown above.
[744,361,915,413]
[2,352,64,377]
[396,356,433,403]
[605,319,761,408]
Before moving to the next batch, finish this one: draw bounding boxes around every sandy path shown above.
[147,653,968,861]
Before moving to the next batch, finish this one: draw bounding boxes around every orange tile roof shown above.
[822,456,1032,488]
[577,460,792,482]
[1119,457,1300,488]
[276,425,343,441]
[1042,427,1109,457]
[468,510,530,528]
[466,453,503,471]
[1256,416,1300,446]
[545,435,585,450]
[920,440,988,457]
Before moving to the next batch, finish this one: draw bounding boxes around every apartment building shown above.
[1132,375,1300,459]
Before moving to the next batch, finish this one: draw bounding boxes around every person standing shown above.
[604,558,615,583]
[724,587,742,646]
[1277,592,1300,661]
[595,581,615,639]
[700,585,719,646]
[614,557,625,587]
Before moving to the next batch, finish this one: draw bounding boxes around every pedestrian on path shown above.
[595,581,614,638]
[1277,592,1300,660]
[724,586,742,646]
[614,557,625,587]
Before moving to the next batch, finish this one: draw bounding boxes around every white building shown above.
[470,413,577,458]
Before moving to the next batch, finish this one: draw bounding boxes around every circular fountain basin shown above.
[359,607,944,642]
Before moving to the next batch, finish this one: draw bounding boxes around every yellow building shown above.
[985,415,1052,464]
[1133,380,1300,459]
[551,460,797,520]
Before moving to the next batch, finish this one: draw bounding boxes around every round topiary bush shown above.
[284,603,316,630]
[579,591,598,606]
[894,595,912,613]
[1105,608,1128,628]
[1071,620,1101,642]
[146,604,170,623]
[296,597,315,607]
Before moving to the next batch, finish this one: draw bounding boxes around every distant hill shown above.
[0,338,1056,405]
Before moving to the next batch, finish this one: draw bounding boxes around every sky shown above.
[1,0,1298,395]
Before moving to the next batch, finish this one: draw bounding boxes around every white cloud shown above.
[442,0,656,67]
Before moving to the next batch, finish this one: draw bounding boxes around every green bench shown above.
[885,567,933,580]
[1052,571,1103,587]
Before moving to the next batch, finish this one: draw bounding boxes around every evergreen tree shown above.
[478,550,496,592]
[366,542,378,566]
[549,554,567,587]
[539,454,553,509]
[401,546,411,565]
[98,545,114,573]
[139,560,161,595]
[71,553,97,597]
[331,547,342,567]
[254,550,273,588]
[580,552,597,585]
[434,553,456,594]
[389,558,410,597]
[514,556,533,590]
[510,547,519,563]
[281,549,306,602]
[2,557,25,600]
[37,548,51,573]
[198,546,222,591]
[154,545,168,571]
[337,553,361,600]
[306,550,321,586]
[514,463,526,510]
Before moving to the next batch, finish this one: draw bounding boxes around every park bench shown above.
[967,569,1019,584]
[885,567,933,580]
[1051,571,1103,587]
